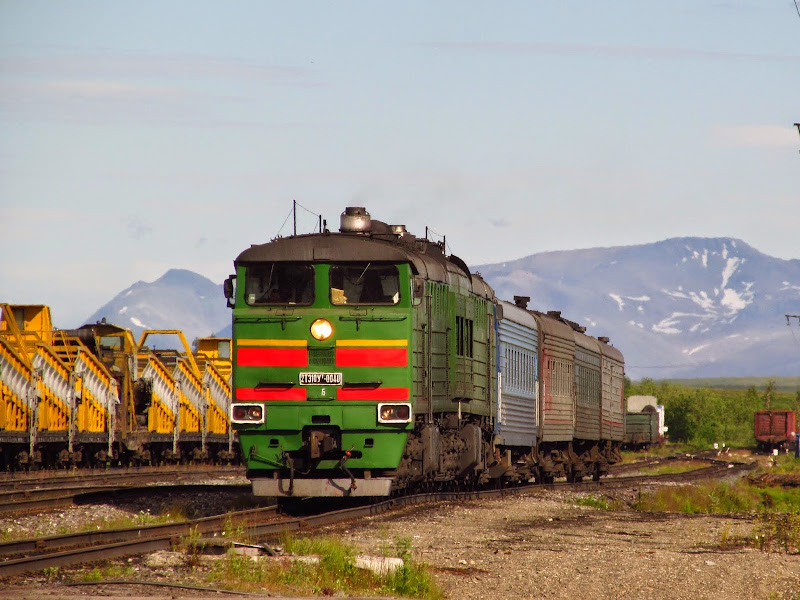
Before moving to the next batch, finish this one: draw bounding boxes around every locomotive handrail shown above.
[338,314,407,330]
[234,316,302,330]
[338,315,407,322]
[234,316,302,323]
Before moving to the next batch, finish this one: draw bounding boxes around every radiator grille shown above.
[308,348,335,366]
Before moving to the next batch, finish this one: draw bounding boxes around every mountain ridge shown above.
[79,237,800,380]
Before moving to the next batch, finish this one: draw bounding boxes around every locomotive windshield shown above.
[244,262,314,305]
[329,263,400,305]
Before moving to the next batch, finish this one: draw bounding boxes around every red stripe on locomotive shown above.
[336,387,409,401]
[237,347,308,367]
[335,347,407,367]
[236,387,307,401]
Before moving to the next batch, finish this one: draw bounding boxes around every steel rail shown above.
[0,466,248,515]
[0,464,245,492]
[0,504,283,577]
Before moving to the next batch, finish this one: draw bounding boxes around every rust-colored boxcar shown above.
[754,410,796,451]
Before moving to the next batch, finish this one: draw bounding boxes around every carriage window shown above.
[329,263,400,305]
[244,263,314,305]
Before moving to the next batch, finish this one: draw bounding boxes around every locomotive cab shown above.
[229,235,417,497]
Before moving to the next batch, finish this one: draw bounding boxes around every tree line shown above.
[625,378,800,448]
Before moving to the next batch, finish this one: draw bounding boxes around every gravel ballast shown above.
[1,482,799,599]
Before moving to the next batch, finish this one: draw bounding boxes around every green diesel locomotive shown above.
[226,207,624,497]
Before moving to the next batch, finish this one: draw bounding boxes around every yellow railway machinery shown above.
[62,321,155,462]
[52,330,118,462]
[0,305,76,467]
[174,360,205,453]
[0,305,235,468]
[135,344,181,461]
[202,361,235,459]
[0,336,35,454]
[194,337,235,460]
[137,331,234,463]
[194,337,232,380]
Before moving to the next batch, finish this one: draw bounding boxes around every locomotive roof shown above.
[235,230,495,300]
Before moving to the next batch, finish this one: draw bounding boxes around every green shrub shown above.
[205,532,442,599]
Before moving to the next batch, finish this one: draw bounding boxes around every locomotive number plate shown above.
[299,372,342,385]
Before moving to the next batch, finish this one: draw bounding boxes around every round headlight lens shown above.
[310,318,333,341]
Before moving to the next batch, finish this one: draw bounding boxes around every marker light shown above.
[231,403,265,424]
[377,403,412,424]
[310,318,333,341]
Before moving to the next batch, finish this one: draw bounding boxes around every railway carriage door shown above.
[427,282,450,413]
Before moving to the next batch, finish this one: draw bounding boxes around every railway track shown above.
[0,455,754,579]
[0,464,246,515]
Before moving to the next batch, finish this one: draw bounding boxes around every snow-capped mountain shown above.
[79,238,800,379]
[476,237,800,379]
[82,269,229,345]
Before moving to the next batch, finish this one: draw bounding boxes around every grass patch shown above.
[93,508,185,531]
[572,495,624,510]
[78,564,137,581]
[633,476,800,554]
[750,512,800,554]
[713,513,800,554]
[755,453,800,476]
[203,532,442,599]
[633,480,770,514]
[637,461,706,477]
[0,507,186,542]
[619,442,708,465]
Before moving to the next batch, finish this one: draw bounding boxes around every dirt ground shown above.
[323,490,800,600]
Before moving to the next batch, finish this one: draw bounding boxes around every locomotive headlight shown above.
[231,403,265,424]
[377,402,412,424]
[310,318,333,341]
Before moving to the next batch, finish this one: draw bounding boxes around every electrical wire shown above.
[293,200,320,218]
[274,205,294,238]
[788,320,800,349]
[274,201,323,238]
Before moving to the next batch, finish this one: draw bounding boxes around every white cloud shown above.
[683,344,710,356]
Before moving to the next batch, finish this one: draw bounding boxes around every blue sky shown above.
[1,1,799,328]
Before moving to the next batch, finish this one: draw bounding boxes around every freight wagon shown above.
[754,409,796,452]
[623,395,666,449]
